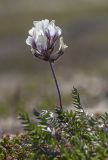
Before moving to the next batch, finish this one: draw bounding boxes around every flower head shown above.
[26,19,68,62]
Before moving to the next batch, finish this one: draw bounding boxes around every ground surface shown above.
[0,0,108,134]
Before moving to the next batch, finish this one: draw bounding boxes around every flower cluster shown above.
[26,19,67,62]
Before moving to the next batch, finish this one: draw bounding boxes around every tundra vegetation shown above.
[0,19,108,160]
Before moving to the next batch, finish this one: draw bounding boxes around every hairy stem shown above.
[49,60,62,109]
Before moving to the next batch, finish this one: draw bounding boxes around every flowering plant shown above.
[0,19,108,160]
[26,19,68,109]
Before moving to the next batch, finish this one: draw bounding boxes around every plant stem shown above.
[49,60,62,109]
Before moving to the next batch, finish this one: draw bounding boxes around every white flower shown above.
[26,19,67,62]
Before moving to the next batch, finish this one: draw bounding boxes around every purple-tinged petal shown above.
[31,40,36,49]
[26,36,33,46]
[56,26,62,36]
[36,34,47,53]
[28,27,35,36]
[33,19,49,31]
[41,19,49,29]
[48,20,56,37]
[59,37,68,51]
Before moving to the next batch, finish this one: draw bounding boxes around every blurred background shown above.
[0,0,108,134]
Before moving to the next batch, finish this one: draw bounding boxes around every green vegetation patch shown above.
[0,88,108,159]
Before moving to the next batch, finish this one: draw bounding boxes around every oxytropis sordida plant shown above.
[0,19,108,160]
[26,19,68,109]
